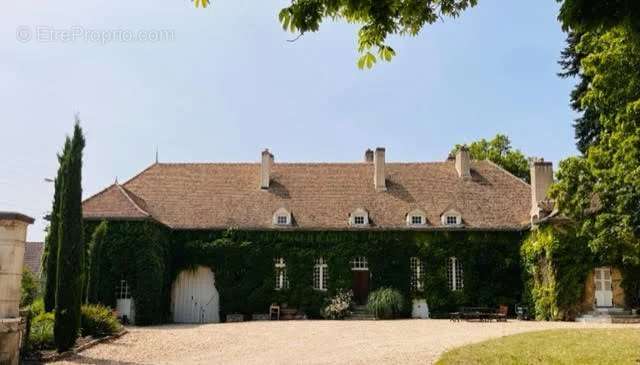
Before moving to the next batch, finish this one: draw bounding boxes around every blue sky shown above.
[1,1,577,241]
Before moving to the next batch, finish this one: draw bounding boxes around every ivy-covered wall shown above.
[522,223,640,321]
[85,220,525,324]
[85,220,170,325]
[521,224,593,320]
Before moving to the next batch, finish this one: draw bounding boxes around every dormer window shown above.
[272,208,292,226]
[349,208,369,227]
[441,209,463,226]
[406,209,427,227]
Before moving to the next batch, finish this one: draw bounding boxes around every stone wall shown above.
[581,267,626,312]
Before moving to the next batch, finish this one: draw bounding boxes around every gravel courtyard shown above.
[55,320,640,365]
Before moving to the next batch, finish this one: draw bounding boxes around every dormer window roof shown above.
[349,208,369,227]
[441,209,463,227]
[272,208,292,226]
[406,209,427,227]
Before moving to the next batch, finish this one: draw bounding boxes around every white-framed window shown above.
[272,208,292,226]
[447,257,464,291]
[351,256,369,271]
[349,208,369,227]
[441,209,462,226]
[275,257,289,290]
[410,257,425,292]
[313,257,328,291]
[406,209,427,227]
[116,279,131,299]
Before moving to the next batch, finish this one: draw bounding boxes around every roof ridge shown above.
[115,184,150,217]
[121,162,160,187]
[483,160,531,188]
[152,161,454,166]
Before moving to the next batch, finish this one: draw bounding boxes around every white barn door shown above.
[172,266,220,323]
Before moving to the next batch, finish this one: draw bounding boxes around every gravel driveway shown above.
[54,320,639,365]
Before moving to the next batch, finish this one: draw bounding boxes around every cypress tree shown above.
[43,138,70,312]
[54,122,86,352]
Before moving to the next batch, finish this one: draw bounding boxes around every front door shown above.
[594,267,613,308]
[352,271,370,305]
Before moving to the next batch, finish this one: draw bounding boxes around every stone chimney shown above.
[374,147,386,192]
[260,149,274,190]
[530,158,554,218]
[455,146,471,180]
[364,149,374,163]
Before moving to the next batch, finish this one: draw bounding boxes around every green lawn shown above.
[436,329,640,365]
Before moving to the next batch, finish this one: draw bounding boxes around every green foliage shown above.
[80,304,122,337]
[558,0,640,34]
[277,0,478,68]
[521,225,593,320]
[29,312,55,350]
[179,229,522,319]
[321,289,353,319]
[552,25,640,271]
[452,134,530,182]
[43,139,69,312]
[86,220,169,325]
[21,268,40,308]
[54,121,86,352]
[367,287,404,319]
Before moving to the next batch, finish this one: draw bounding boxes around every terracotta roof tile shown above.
[24,242,44,275]
[83,160,532,230]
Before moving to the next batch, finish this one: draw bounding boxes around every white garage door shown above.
[171,266,220,323]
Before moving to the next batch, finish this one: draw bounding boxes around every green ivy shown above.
[86,221,525,323]
[521,224,594,320]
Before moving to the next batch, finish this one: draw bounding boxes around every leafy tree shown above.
[43,139,70,312]
[193,0,477,68]
[558,32,602,154]
[54,121,86,352]
[452,134,530,182]
[557,0,640,34]
[550,25,640,265]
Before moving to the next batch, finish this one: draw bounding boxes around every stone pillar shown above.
[0,212,34,365]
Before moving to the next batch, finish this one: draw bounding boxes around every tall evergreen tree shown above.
[43,138,70,312]
[558,32,602,154]
[54,121,86,352]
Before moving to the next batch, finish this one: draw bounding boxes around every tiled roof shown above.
[24,242,44,276]
[83,159,532,231]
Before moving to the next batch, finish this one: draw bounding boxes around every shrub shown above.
[21,268,40,308]
[29,312,55,350]
[321,289,353,319]
[81,304,122,337]
[367,287,404,319]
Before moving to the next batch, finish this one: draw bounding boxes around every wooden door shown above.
[594,267,613,308]
[352,270,370,305]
